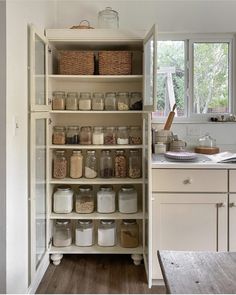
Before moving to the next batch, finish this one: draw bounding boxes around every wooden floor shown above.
[37,254,166,294]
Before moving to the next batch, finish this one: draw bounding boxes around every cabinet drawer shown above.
[152,169,227,192]
[229,170,236,192]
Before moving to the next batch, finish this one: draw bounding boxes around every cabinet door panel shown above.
[229,194,236,251]
[229,170,236,192]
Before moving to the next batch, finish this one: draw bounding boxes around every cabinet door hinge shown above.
[48,118,52,125]
[48,237,52,248]
[48,47,52,54]
[48,98,52,105]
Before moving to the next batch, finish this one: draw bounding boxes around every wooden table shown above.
[157,250,236,294]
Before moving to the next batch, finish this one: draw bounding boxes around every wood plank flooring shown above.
[37,254,165,294]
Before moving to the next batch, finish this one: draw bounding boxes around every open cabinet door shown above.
[29,24,49,111]
[143,24,158,112]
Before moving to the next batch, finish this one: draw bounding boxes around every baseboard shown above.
[152,279,164,286]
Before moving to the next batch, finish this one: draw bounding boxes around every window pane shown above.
[155,41,185,117]
[193,42,229,114]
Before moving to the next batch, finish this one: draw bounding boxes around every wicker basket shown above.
[58,51,94,75]
[98,51,132,75]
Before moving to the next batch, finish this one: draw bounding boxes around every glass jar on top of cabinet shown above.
[117,92,129,111]
[92,127,104,145]
[66,92,78,110]
[66,126,79,144]
[105,92,116,110]
[98,220,116,247]
[53,186,73,214]
[76,185,94,213]
[100,150,113,178]
[52,91,66,110]
[80,126,92,145]
[92,92,104,110]
[118,185,138,213]
[117,127,129,144]
[53,220,72,247]
[75,220,94,247]
[129,149,141,178]
[70,150,83,179]
[53,126,66,145]
[84,150,97,179]
[79,92,91,110]
[130,92,142,110]
[97,185,116,213]
[114,150,127,178]
[104,126,116,145]
[129,126,142,145]
[120,219,139,248]
[98,7,119,29]
[53,150,67,179]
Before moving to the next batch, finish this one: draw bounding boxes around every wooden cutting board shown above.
[195,146,219,154]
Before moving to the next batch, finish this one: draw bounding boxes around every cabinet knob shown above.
[183,178,192,185]
[230,202,236,207]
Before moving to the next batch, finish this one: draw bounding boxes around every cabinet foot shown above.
[51,254,63,266]
[131,254,143,265]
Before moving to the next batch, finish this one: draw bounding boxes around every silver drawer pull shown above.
[183,178,192,185]
[230,202,236,207]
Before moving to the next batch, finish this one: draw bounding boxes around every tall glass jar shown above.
[70,150,83,179]
[66,126,79,144]
[129,150,141,178]
[66,92,78,110]
[117,127,129,144]
[98,220,116,246]
[117,92,129,111]
[52,91,65,110]
[130,92,142,110]
[76,185,94,213]
[92,127,104,145]
[120,220,139,248]
[97,185,116,213]
[114,150,127,178]
[80,126,92,145]
[53,126,66,145]
[84,150,97,179]
[118,185,138,213]
[79,92,91,110]
[104,126,117,145]
[53,220,72,247]
[105,92,116,110]
[53,150,67,179]
[75,220,94,247]
[98,7,119,29]
[129,126,142,145]
[100,150,113,178]
[92,92,104,110]
[53,186,73,214]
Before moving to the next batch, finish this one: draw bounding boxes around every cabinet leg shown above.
[51,254,63,266]
[131,254,143,266]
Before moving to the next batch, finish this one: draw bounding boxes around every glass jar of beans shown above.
[53,150,67,179]
[53,126,66,145]
[114,150,127,178]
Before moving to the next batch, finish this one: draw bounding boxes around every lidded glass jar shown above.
[98,7,119,29]
[117,92,129,111]
[79,92,91,110]
[53,150,67,179]
[92,127,104,145]
[114,150,127,178]
[120,219,139,248]
[53,220,72,247]
[52,91,66,110]
[100,150,113,178]
[118,185,138,213]
[130,92,142,110]
[105,92,116,110]
[70,150,83,179]
[129,126,142,145]
[104,126,117,145]
[53,186,73,214]
[53,126,66,145]
[66,126,79,144]
[97,185,116,213]
[66,92,78,110]
[76,185,94,213]
[84,150,97,179]
[198,133,216,147]
[80,126,92,145]
[129,149,141,178]
[75,220,94,247]
[92,92,104,110]
[98,220,116,247]
[117,127,129,144]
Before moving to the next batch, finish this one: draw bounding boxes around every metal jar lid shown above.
[100,219,115,225]
[122,219,137,225]
[56,219,70,225]
[78,220,93,225]
[100,185,113,192]
[56,186,72,192]
[79,185,93,192]
[121,185,134,192]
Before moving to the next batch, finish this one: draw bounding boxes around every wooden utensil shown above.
[164,104,176,130]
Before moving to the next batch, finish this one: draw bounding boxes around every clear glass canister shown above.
[66,92,78,110]
[53,150,67,179]
[92,127,104,145]
[97,185,116,213]
[120,219,139,248]
[105,92,116,110]
[129,126,142,145]
[114,150,127,178]
[117,127,129,144]
[129,149,141,178]
[66,126,79,144]
[118,185,138,213]
[92,92,104,111]
[130,92,142,110]
[76,185,94,213]
[53,220,72,247]
[80,126,92,145]
[79,92,91,110]
[104,126,117,145]
[117,92,129,111]
[98,220,116,246]
[98,7,119,29]
[84,150,97,179]
[53,126,66,145]
[70,150,83,179]
[75,220,94,247]
[52,91,66,110]
[53,186,73,214]
[100,150,113,178]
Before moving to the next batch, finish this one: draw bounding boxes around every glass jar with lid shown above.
[129,126,142,145]
[118,185,138,213]
[53,150,67,179]
[80,126,92,145]
[92,127,104,145]
[66,126,79,144]
[70,150,83,179]
[84,150,97,179]
[92,92,104,111]
[120,220,139,248]
[100,150,113,178]
[66,92,78,110]
[75,220,94,247]
[129,149,141,178]
[117,127,129,144]
[104,126,116,145]
[76,185,94,213]
[53,126,66,145]
[198,133,216,147]
[97,185,116,213]
[52,91,65,110]
[53,186,73,214]
[53,220,72,247]
[105,92,116,110]
[130,92,142,110]
[114,150,127,178]
[98,7,119,29]
[79,92,91,110]
[98,220,116,246]
[117,92,129,111]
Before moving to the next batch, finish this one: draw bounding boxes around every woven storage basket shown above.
[59,51,94,75]
[98,51,132,75]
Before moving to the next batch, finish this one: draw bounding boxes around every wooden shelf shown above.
[49,144,143,150]
[50,178,143,185]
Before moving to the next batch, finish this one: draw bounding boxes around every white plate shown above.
[164,151,198,161]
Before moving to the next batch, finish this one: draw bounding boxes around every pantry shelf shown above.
[50,178,143,184]
[49,144,143,150]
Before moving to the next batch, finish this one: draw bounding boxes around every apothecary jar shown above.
[76,185,94,214]
[53,220,72,247]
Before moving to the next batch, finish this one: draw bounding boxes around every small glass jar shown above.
[130,92,142,110]
[97,185,116,213]
[92,127,104,145]
[52,91,65,110]
[53,126,66,145]
[79,92,91,110]
[80,126,92,145]
[84,150,97,179]
[92,92,104,111]
[75,220,94,247]
[117,92,129,111]
[98,7,119,29]
[66,92,78,110]
[120,220,139,248]
[76,185,94,213]
[66,126,79,144]
[53,186,73,214]
[118,185,138,213]
[117,127,129,144]
[100,150,113,178]
[98,220,116,247]
[70,150,83,179]
[53,220,72,247]
[105,92,116,110]
[129,150,141,178]
[104,126,117,145]
[114,150,127,178]
[129,126,142,145]
[53,151,67,179]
